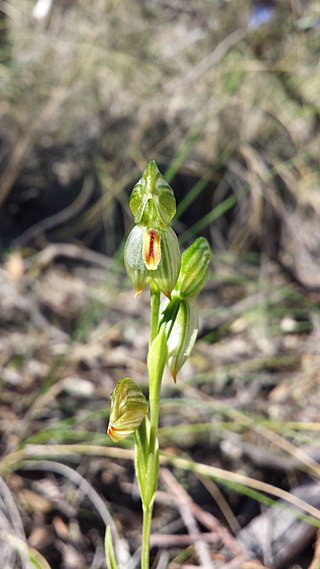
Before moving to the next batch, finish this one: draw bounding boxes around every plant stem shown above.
[141,505,152,569]
[150,285,160,344]
[149,286,163,448]
[140,286,163,569]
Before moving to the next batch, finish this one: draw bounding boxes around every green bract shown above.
[173,237,211,299]
[107,377,148,442]
[124,225,181,298]
[165,299,199,382]
[129,160,176,229]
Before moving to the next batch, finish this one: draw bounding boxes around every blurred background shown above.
[0,1,320,568]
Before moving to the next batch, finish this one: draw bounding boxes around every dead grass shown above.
[0,246,320,567]
[0,2,320,567]
[0,1,319,274]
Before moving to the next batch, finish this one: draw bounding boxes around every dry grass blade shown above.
[161,454,320,524]
[176,28,245,88]
[22,460,130,568]
[238,482,320,568]
[159,467,242,559]
[13,177,94,248]
[0,86,68,209]
[308,529,320,569]
[33,243,112,271]
[225,408,320,478]
[1,444,320,524]
[160,468,214,568]
[0,476,30,568]
[0,534,54,569]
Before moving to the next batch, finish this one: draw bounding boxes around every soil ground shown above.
[0,245,319,569]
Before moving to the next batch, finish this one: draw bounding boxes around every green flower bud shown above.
[173,237,212,299]
[124,225,181,298]
[107,377,148,442]
[166,299,198,382]
[129,160,176,229]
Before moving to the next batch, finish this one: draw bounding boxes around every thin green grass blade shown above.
[164,127,204,183]
[176,176,210,219]
[29,547,52,569]
[105,526,120,569]
[179,193,238,244]
[162,453,320,528]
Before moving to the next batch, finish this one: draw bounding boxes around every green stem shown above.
[141,505,152,569]
[149,286,167,446]
[150,285,160,344]
[139,286,164,568]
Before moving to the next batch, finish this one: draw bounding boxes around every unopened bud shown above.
[173,237,211,299]
[107,378,148,442]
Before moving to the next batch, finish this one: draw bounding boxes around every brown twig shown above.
[160,468,213,569]
[32,243,112,271]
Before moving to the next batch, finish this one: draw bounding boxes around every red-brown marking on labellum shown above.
[107,425,115,438]
[143,228,161,270]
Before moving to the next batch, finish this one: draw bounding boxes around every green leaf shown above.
[145,443,159,508]
[159,296,180,330]
[105,526,120,569]
[134,417,149,503]
[136,416,159,509]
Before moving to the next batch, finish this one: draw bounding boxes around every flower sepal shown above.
[129,160,176,229]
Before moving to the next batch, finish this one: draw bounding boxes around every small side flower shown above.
[107,377,148,442]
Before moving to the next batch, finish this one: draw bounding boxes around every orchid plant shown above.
[105,160,212,569]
